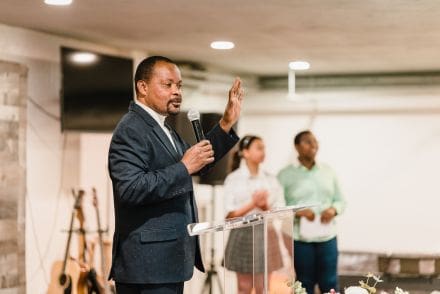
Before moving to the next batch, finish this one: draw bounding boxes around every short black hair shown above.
[294,130,312,145]
[134,56,176,93]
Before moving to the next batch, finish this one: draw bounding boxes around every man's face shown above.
[295,133,319,160]
[138,61,183,116]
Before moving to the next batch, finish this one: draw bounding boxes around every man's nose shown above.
[171,84,181,94]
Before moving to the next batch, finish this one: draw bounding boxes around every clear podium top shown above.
[187,204,313,236]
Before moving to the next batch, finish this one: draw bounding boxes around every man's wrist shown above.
[219,118,232,133]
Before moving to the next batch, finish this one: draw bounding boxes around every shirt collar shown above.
[135,100,167,127]
[237,160,265,178]
[292,157,321,170]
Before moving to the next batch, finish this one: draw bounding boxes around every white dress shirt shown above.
[135,100,177,151]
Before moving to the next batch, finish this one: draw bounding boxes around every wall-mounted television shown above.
[61,47,134,132]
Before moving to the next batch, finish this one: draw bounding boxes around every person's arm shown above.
[331,176,346,215]
[219,77,244,133]
[226,190,269,218]
[223,174,263,219]
[202,124,239,170]
[321,174,346,223]
[109,125,193,207]
[191,78,243,176]
[226,201,256,219]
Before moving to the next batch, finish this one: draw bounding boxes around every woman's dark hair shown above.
[230,135,262,172]
[294,130,312,145]
[134,56,176,94]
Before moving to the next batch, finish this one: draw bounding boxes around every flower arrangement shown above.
[285,280,307,294]
[344,272,383,294]
[286,272,438,294]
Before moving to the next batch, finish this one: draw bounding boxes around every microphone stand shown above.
[201,185,223,294]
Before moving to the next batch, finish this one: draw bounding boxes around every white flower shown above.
[373,275,383,283]
[394,287,409,294]
[345,286,369,294]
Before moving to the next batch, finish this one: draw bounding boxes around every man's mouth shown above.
[169,99,182,107]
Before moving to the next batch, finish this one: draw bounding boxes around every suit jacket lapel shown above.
[152,125,180,162]
[165,123,184,157]
[130,102,180,162]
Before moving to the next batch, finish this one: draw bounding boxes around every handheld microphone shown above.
[187,109,205,142]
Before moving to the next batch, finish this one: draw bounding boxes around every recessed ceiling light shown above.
[289,61,310,70]
[44,0,73,6]
[70,52,98,64]
[210,41,235,50]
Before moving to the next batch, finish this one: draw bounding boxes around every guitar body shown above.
[47,259,81,294]
[47,190,85,294]
[76,270,89,294]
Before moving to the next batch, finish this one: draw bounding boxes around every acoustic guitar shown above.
[47,190,84,294]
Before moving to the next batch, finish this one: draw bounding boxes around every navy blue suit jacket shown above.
[108,102,238,284]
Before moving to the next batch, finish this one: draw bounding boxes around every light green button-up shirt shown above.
[277,161,346,242]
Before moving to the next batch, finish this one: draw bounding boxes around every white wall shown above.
[183,87,440,255]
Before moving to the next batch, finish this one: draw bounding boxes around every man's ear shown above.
[136,80,148,96]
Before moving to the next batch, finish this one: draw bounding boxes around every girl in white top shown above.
[223,135,285,294]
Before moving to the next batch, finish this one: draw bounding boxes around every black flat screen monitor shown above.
[61,47,134,131]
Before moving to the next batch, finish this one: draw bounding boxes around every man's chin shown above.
[167,108,181,116]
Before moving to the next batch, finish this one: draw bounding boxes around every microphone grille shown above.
[187,109,200,121]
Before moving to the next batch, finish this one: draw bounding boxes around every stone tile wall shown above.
[0,61,27,294]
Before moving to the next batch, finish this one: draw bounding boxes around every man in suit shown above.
[108,56,243,294]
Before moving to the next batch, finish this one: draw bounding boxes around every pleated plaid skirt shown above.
[223,224,283,273]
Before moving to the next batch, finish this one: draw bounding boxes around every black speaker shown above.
[166,112,237,185]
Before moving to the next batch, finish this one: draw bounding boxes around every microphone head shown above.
[187,109,200,121]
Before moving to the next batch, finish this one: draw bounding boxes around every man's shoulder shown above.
[114,110,152,134]
[277,164,297,185]
[317,162,335,173]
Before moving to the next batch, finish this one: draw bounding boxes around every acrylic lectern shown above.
[188,205,310,294]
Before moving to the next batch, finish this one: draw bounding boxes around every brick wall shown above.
[0,61,27,293]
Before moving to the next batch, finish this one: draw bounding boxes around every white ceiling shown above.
[1,0,440,76]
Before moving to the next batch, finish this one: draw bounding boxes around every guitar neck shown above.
[61,209,76,274]
[62,191,83,274]
[93,188,111,292]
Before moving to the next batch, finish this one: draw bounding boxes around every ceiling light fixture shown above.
[44,0,73,6]
[288,61,310,99]
[70,52,98,64]
[289,61,310,71]
[210,41,235,50]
